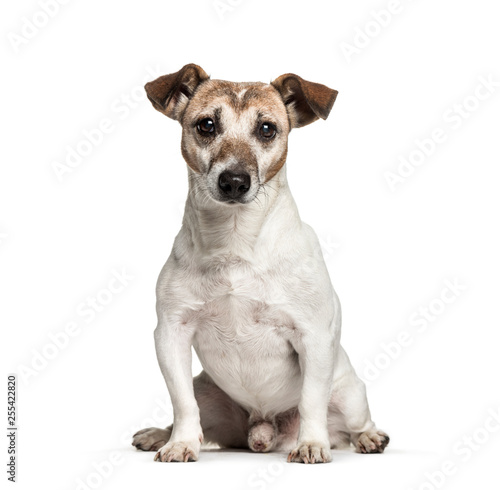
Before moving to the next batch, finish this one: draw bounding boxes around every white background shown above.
[1,0,500,489]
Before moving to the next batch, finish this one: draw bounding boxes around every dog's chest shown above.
[190,263,302,412]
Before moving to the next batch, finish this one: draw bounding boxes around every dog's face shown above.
[145,64,338,205]
[179,79,290,204]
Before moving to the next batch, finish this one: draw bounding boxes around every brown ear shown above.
[144,63,209,121]
[271,73,338,129]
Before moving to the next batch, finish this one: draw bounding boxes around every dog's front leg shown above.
[153,316,202,462]
[288,328,334,464]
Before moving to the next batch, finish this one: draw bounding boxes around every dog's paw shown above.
[287,442,332,464]
[132,427,172,452]
[355,430,390,454]
[154,440,200,462]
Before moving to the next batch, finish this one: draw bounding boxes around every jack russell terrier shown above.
[132,64,389,464]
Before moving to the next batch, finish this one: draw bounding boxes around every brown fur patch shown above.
[212,137,258,172]
[184,80,288,123]
[147,66,335,189]
[180,79,290,178]
[271,73,338,128]
[145,64,209,120]
[264,146,288,183]
[181,138,202,173]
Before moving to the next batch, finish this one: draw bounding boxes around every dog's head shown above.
[145,64,337,205]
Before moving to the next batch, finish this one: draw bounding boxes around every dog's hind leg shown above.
[329,347,390,454]
[132,371,249,451]
[194,370,250,448]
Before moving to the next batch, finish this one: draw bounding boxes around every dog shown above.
[132,64,389,463]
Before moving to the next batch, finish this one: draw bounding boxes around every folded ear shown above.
[271,73,338,129]
[144,63,209,121]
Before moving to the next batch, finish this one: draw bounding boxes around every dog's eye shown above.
[259,122,276,139]
[197,118,215,135]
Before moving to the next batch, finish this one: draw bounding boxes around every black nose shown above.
[218,171,251,199]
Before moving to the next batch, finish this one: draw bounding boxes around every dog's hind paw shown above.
[132,426,172,452]
[355,430,390,454]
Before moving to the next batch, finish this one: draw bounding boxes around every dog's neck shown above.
[181,166,299,262]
